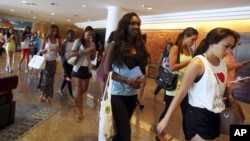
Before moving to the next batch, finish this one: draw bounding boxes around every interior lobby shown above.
[1,1,250,141]
[1,51,250,141]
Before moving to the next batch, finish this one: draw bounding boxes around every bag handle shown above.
[102,72,113,101]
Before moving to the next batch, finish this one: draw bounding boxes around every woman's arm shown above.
[103,43,114,80]
[40,39,47,54]
[157,57,204,134]
[227,60,250,72]
[57,38,62,54]
[5,34,14,42]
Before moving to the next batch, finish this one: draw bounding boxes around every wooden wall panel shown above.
[143,31,180,77]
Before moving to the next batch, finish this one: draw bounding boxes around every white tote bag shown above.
[28,55,46,70]
[98,72,116,141]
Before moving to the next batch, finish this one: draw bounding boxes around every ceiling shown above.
[0,0,250,28]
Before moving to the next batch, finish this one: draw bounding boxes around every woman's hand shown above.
[157,118,168,137]
[226,76,247,99]
[231,76,249,86]
[127,77,142,89]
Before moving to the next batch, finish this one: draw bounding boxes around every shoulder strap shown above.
[102,72,113,101]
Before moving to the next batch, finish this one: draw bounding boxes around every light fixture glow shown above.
[142,4,152,10]
[21,1,27,3]
[10,9,14,12]
[51,13,55,15]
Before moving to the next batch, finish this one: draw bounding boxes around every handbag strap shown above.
[102,72,113,101]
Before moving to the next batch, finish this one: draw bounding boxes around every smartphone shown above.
[231,76,250,83]
[238,76,250,82]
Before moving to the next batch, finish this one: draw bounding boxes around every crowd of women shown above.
[1,11,250,141]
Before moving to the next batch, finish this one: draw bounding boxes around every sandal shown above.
[44,96,52,103]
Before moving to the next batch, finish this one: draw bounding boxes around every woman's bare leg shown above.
[6,50,13,72]
[75,78,90,122]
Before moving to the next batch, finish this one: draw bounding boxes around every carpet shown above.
[0,101,59,141]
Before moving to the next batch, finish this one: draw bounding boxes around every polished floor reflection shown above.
[0,52,249,141]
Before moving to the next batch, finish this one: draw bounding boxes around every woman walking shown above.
[71,26,96,122]
[39,24,62,103]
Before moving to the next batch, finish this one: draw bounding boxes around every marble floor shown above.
[0,52,249,141]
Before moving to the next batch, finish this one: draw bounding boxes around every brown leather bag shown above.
[220,98,245,135]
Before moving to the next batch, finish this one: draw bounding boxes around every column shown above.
[105,6,122,42]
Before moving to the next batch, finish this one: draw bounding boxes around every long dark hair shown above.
[112,12,149,68]
[194,28,237,56]
[80,26,94,48]
[45,24,60,39]
[66,29,74,42]
[175,27,198,54]
[6,27,15,38]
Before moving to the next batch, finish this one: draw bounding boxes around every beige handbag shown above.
[220,98,245,135]
[67,56,77,65]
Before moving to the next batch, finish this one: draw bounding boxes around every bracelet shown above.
[79,50,82,55]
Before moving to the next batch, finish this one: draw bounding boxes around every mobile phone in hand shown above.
[231,76,250,83]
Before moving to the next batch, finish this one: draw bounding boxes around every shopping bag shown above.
[98,72,116,141]
[28,55,46,70]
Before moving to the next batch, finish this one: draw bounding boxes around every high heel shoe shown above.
[136,99,144,110]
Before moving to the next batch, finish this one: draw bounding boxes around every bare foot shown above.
[76,116,83,123]
[39,95,44,103]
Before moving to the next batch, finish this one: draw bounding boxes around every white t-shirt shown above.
[64,41,74,59]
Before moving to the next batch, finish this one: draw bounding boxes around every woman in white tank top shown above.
[157,28,243,141]
[39,24,62,103]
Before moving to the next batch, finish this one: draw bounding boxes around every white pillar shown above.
[105,6,122,42]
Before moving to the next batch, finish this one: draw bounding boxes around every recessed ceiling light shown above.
[81,4,86,8]
[51,13,55,15]
[51,3,58,6]
[21,1,27,3]
[67,19,71,22]
[10,9,14,12]
[33,17,36,19]
[147,7,152,10]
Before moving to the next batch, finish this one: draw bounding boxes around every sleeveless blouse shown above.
[43,38,59,61]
